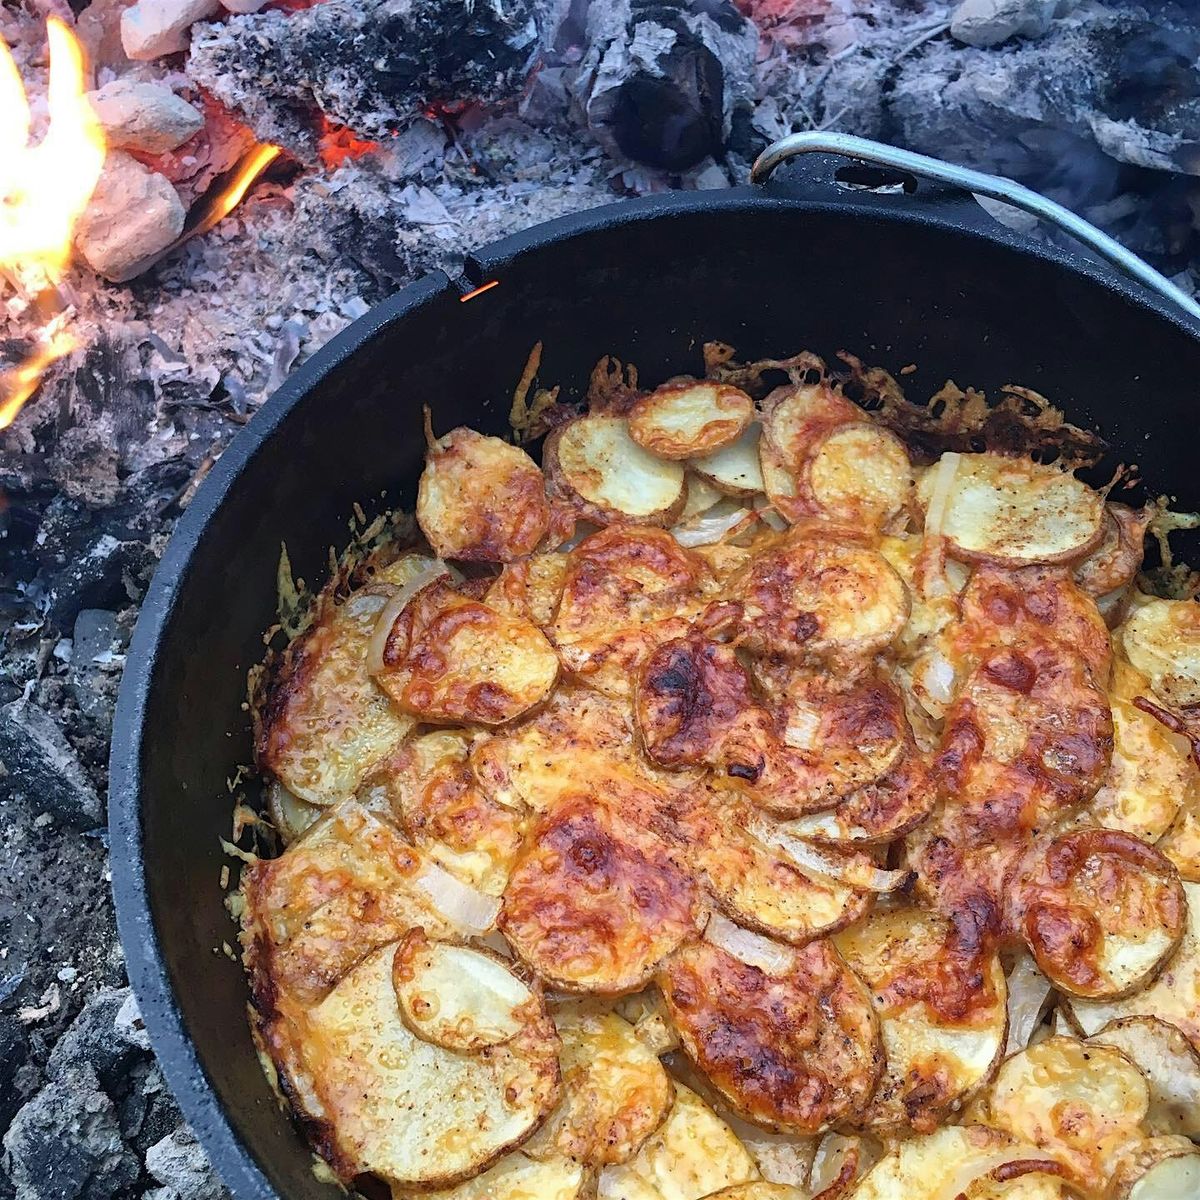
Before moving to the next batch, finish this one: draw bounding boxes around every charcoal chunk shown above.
[0,700,101,828]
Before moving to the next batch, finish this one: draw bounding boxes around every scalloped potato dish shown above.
[242,347,1200,1200]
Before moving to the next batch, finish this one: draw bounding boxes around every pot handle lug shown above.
[752,132,1200,326]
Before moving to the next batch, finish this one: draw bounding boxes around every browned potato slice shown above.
[960,1174,1067,1200]
[241,800,460,1006]
[1122,597,1200,708]
[500,791,704,994]
[545,415,687,526]
[849,1126,1062,1200]
[911,639,1113,917]
[1066,881,1200,1052]
[392,930,538,1051]
[782,755,935,845]
[955,563,1112,684]
[1106,1136,1200,1200]
[364,729,525,896]
[628,380,755,460]
[802,423,914,530]
[1088,1016,1200,1138]
[1008,829,1186,1000]
[404,1152,586,1200]
[734,532,909,664]
[1089,660,1197,842]
[758,436,804,523]
[985,1035,1149,1193]
[525,1004,673,1167]
[916,452,1105,566]
[417,426,550,561]
[596,1083,760,1200]
[553,526,710,698]
[270,941,560,1190]
[659,937,883,1134]
[691,422,765,499]
[376,579,558,725]
[485,552,569,629]
[1074,504,1151,598]
[761,381,861,469]
[833,908,1007,1133]
[258,587,415,805]
[691,795,872,944]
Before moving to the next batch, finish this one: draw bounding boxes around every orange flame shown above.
[0,18,106,429]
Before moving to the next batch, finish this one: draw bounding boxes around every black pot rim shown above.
[107,184,1200,1199]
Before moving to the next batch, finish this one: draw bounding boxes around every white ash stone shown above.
[87,79,204,154]
[115,991,152,1051]
[220,0,267,12]
[121,0,221,62]
[75,152,186,282]
[950,0,1058,48]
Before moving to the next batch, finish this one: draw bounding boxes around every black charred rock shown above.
[188,0,544,161]
[0,699,102,829]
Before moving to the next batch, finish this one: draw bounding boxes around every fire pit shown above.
[2,3,1200,1200]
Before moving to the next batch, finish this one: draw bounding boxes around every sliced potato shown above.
[986,1035,1149,1191]
[1008,829,1186,1000]
[241,800,459,1006]
[1122,597,1200,708]
[552,525,708,699]
[849,1126,1057,1200]
[596,1082,760,1200]
[782,755,935,845]
[659,937,882,1134]
[271,941,560,1189]
[364,729,525,896]
[803,423,914,530]
[694,798,871,944]
[393,930,537,1051]
[1067,882,1200,1051]
[628,380,755,460]
[404,1152,585,1200]
[960,1173,1067,1200]
[526,1004,672,1167]
[417,426,550,562]
[376,579,558,725]
[759,437,803,522]
[545,415,687,526]
[833,908,1007,1132]
[679,471,725,519]
[485,553,569,629]
[1089,660,1197,843]
[258,587,415,805]
[761,381,861,469]
[1088,1016,1200,1138]
[720,1118,816,1188]
[1107,1137,1200,1200]
[916,452,1105,566]
[1073,504,1151,598]
[500,791,703,993]
[265,778,322,845]
[691,422,765,498]
[1159,803,1200,882]
[733,533,909,664]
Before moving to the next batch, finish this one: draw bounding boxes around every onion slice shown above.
[672,499,757,548]
[748,816,912,894]
[753,496,788,532]
[414,858,501,935]
[365,561,451,676]
[922,452,961,541]
[704,911,795,975]
[1004,950,1054,1055]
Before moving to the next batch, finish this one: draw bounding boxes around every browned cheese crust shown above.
[659,938,883,1134]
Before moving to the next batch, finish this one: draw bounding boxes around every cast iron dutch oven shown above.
[109,134,1200,1199]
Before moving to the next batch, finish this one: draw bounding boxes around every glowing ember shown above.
[317,119,380,171]
[0,18,106,430]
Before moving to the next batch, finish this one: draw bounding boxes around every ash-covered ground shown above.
[2,0,1199,1197]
